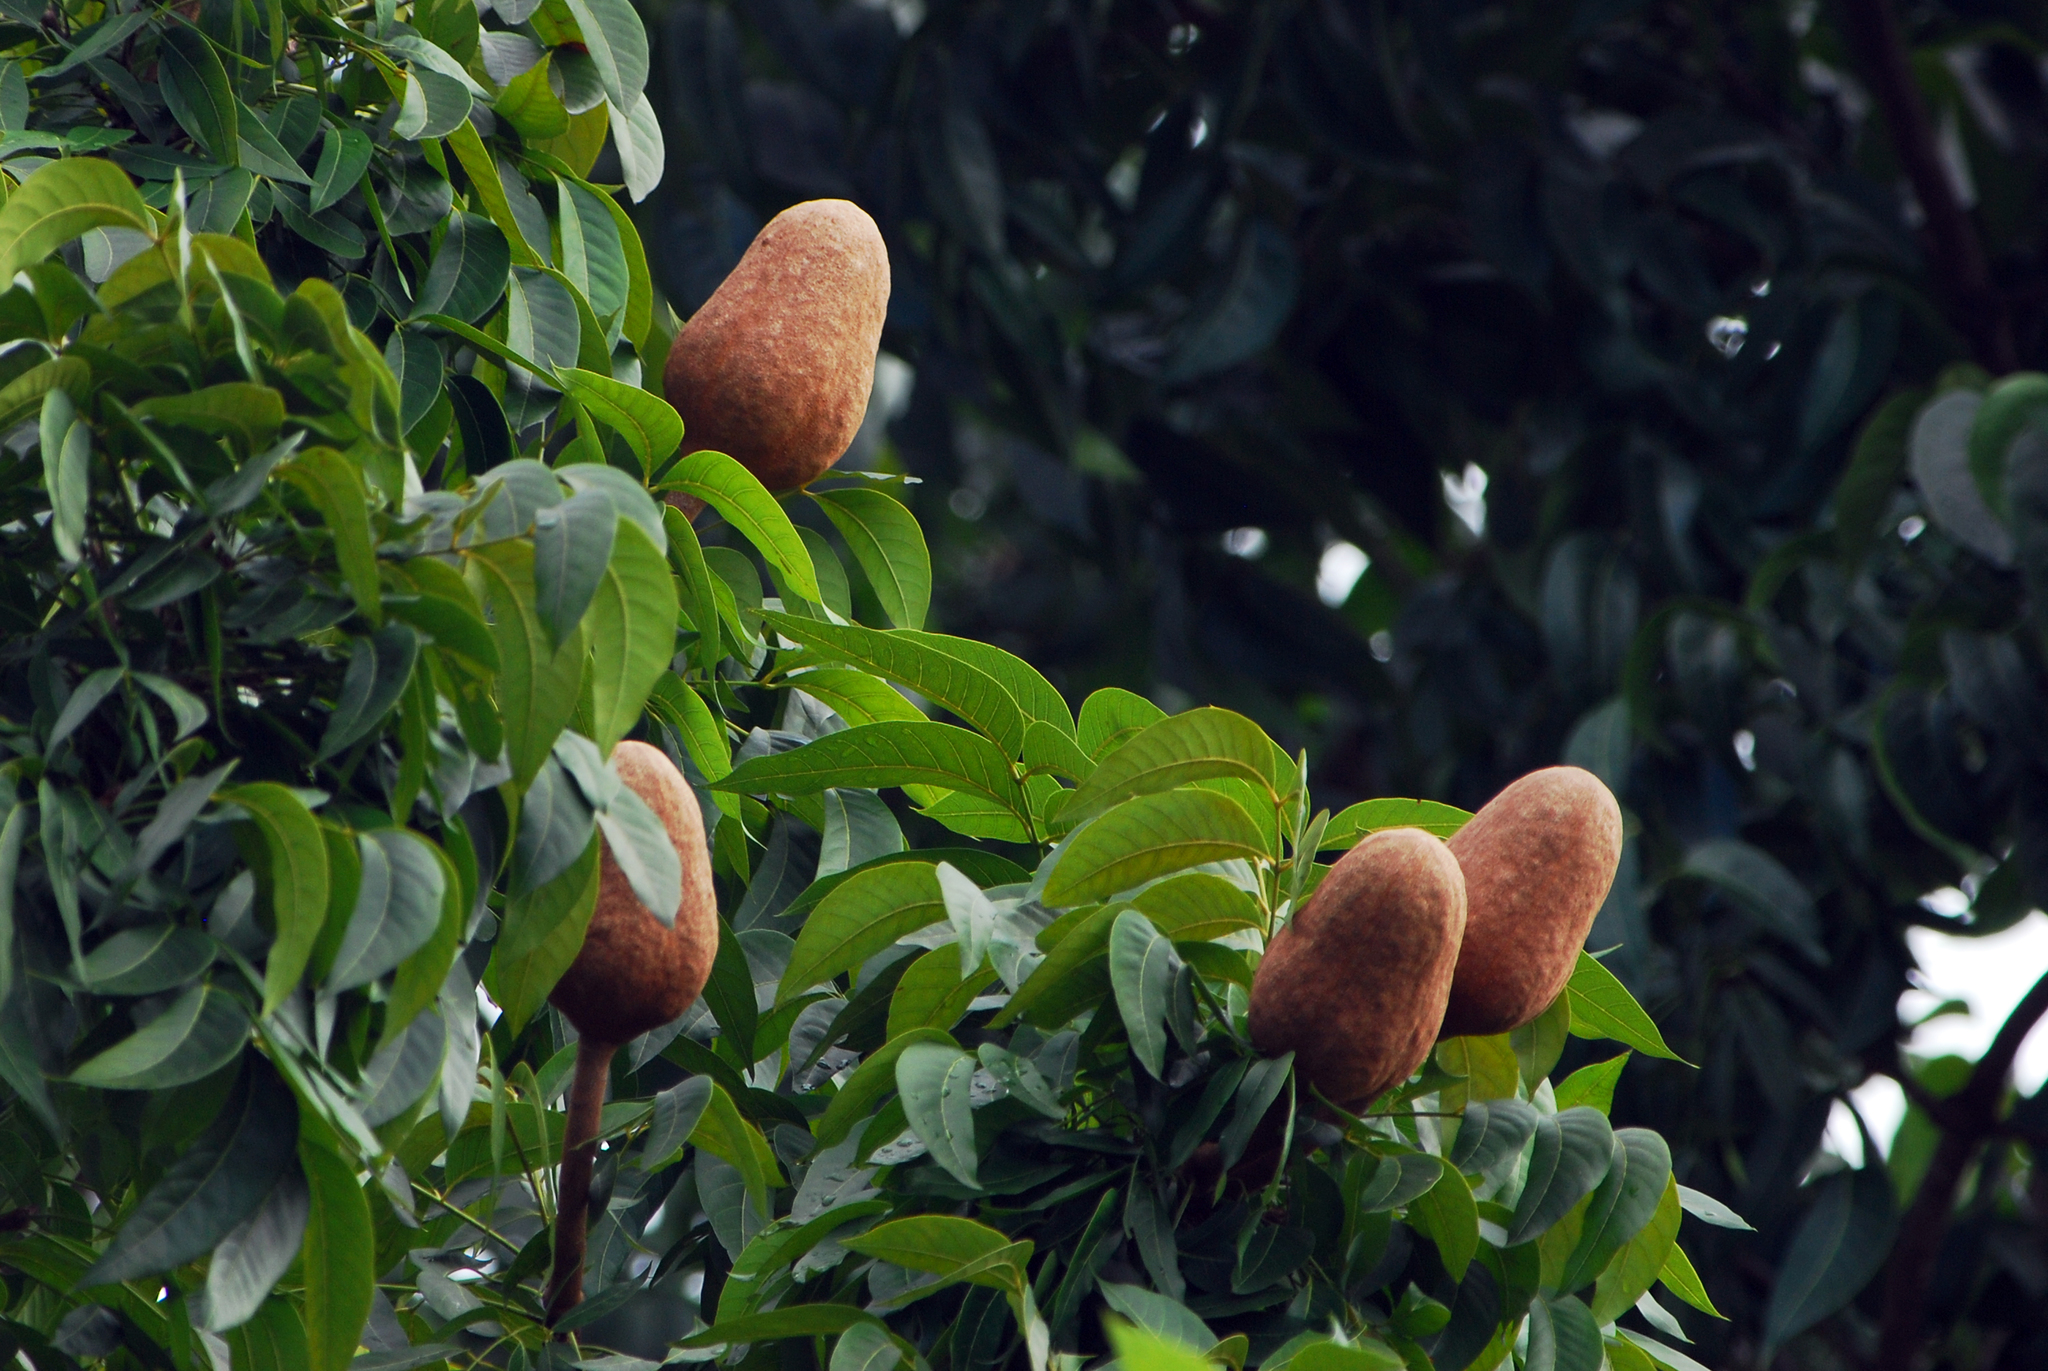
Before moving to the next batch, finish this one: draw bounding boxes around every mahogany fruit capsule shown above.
[1249,827,1467,1109]
[1438,765,1623,1039]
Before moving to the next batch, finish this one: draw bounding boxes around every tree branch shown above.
[1872,969,2048,1371]
[1836,0,2017,372]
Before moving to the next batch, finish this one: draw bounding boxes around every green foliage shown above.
[0,144,1728,1371]
[640,0,2048,1363]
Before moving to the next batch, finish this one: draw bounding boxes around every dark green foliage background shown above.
[635,1,2048,1367]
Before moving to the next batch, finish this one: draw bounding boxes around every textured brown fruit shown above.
[663,199,890,510]
[1438,765,1623,1039]
[548,741,719,1046]
[1249,828,1467,1109]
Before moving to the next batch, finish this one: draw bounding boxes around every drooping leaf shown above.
[202,1166,311,1332]
[68,981,249,1088]
[1506,1107,1616,1245]
[1565,953,1688,1063]
[325,828,445,991]
[584,516,677,755]
[81,1063,298,1286]
[221,783,329,1016]
[896,1041,981,1189]
[658,449,821,601]
[298,1139,374,1371]
[1108,910,1180,1078]
[812,487,932,630]
[1761,1161,1896,1357]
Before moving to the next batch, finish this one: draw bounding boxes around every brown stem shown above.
[545,1037,616,1328]
[1836,0,2017,372]
[1873,970,2048,1371]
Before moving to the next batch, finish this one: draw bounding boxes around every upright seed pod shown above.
[1438,765,1623,1039]
[1249,827,1468,1110]
[544,741,718,1325]
[663,199,890,514]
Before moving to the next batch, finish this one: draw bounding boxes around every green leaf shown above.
[489,829,600,1025]
[994,904,1118,1029]
[759,611,1027,756]
[1677,1184,1753,1231]
[1592,1175,1684,1323]
[81,1064,298,1286]
[901,629,1073,736]
[224,1299,309,1371]
[77,925,216,996]
[1043,789,1267,905]
[1559,1129,1672,1294]
[689,1079,784,1215]
[309,122,372,215]
[559,367,681,475]
[812,488,932,630]
[1968,371,2048,517]
[715,721,1027,819]
[1023,720,1095,781]
[886,946,995,1038]
[661,449,821,602]
[235,98,312,184]
[843,1214,1026,1285]
[1507,1107,1616,1245]
[387,570,499,671]
[675,1306,878,1349]
[494,52,570,139]
[409,212,509,323]
[1554,1053,1631,1113]
[1127,871,1262,941]
[896,1041,981,1189]
[472,540,588,788]
[1078,687,1166,759]
[783,667,930,727]
[1565,953,1688,1063]
[1063,707,1279,824]
[813,1027,958,1148]
[222,783,330,1016]
[318,623,419,759]
[1658,1241,1725,1318]
[1680,838,1825,964]
[1526,1295,1605,1371]
[201,1168,310,1333]
[325,829,445,991]
[1410,1167,1480,1277]
[68,982,249,1088]
[531,489,616,649]
[279,448,380,623]
[0,157,152,281]
[779,860,945,1004]
[39,386,88,563]
[1761,1162,1895,1357]
[1108,910,1179,1078]
[298,1139,373,1371]
[1321,797,1474,847]
[558,0,649,108]
[581,516,677,755]
[444,119,543,267]
[1105,1319,1217,1371]
[647,672,729,781]
[157,25,239,166]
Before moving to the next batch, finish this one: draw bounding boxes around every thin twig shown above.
[1836,0,2017,372]
[1873,969,2048,1371]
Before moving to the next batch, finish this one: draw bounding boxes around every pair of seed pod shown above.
[1247,766,1624,1110]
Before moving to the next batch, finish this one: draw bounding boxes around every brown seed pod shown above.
[547,741,719,1045]
[662,199,890,514]
[1438,765,1623,1039]
[546,740,717,1324]
[1248,828,1467,1109]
